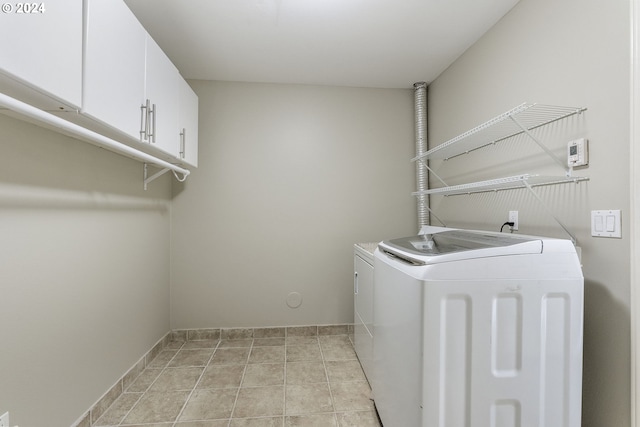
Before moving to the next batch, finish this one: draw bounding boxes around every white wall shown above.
[428,0,630,425]
[170,81,417,329]
[0,115,172,427]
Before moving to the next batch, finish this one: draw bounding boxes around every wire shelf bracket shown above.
[144,164,169,191]
[522,179,579,245]
[417,158,449,187]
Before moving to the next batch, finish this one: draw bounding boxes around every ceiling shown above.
[125,0,520,89]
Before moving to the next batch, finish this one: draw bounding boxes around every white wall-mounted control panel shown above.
[568,138,588,167]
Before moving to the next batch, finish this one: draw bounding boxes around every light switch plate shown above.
[591,210,621,238]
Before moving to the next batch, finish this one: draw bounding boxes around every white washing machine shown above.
[372,226,584,427]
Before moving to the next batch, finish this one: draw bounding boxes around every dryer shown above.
[372,226,584,427]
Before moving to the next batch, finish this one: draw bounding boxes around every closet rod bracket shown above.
[143,163,170,191]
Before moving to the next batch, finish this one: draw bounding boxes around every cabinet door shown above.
[83,0,146,140]
[177,78,199,167]
[144,36,180,157]
[0,0,82,109]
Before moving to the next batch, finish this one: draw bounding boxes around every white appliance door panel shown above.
[354,254,374,383]
[353,312,373,384]
[422,279,583,427]
[373,251,424,426]
[354,255,374,333]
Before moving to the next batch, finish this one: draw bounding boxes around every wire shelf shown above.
[411,103,587,162]
[412,174,589,197]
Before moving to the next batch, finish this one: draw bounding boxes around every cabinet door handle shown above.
[149,102,156,143]
[180,128,186,159]
[354,272,359,295]
[140,99,149,141]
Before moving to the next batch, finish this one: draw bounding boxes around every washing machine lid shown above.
[378,229,543,264]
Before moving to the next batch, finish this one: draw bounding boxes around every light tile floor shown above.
[94,335,382,427]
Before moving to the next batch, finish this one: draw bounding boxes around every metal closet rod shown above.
[0,92,190,181]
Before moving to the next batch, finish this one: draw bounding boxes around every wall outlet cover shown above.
[508,210,519,231]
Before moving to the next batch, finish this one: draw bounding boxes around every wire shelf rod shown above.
[411,103,587,162]
[411,175,589,197]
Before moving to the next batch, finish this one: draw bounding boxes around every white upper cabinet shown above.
[0,0,82,110]
[178,79,199,167]
[83,0,146,141]
[144,36,180,158]
[2,0,198,168]
[83,0,193,161]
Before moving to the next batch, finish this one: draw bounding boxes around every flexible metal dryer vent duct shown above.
[414,82,429,229]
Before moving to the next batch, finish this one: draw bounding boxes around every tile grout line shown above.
[282,329,288,427]
[318,335,340,426]
[115,340,185,427]
[171,338,222,427]
[89,334,169,427]
[111,390,144,427]
[227,334,253,423]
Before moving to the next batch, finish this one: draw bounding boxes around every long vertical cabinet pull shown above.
[149,102,156,143]
[140,99,156,143]
[179,128,186,159]
[140,100,149,140]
